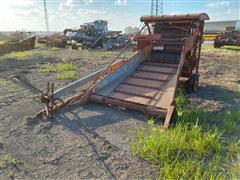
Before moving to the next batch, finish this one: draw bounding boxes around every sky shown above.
[0,0,239,31]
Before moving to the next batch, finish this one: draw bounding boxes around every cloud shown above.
[59,0,74,11]
[83,0,93,4]
[115,0,127,6]
[206,7,239,21]
[77,8,107,19]
[206,1,229,8]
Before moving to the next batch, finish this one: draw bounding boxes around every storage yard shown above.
[0,0,240,179]
[0,37,240,179]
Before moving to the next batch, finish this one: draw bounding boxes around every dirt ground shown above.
[0,44,239,179]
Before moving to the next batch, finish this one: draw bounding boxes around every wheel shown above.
[72,44,78,50]
[185,74,200,93]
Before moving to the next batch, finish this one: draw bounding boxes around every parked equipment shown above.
[17,13,208,127]
[37,34,67,48]
[64,20,127,50]
[214,32,240,48]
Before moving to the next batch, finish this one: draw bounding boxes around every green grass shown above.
[40,63,55,73]
[56,71,77,79]
[40,60,78,79]
[1,51,35,59]
[132,121,239,179]
[222,110,240,134]
[55,61,76,71]
[233,91,240,100]
[223,46,240,52]
[131,92,240,179]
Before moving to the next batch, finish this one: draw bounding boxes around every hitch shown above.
[11,74,63,118]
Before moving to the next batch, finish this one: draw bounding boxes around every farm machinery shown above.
[13,13,209,127]
[64,20,127,50]
[214,31,240,48]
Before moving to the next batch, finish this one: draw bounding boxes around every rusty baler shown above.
[14,13,209,128]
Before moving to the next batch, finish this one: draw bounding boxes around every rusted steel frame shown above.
[149,38,190,126]
[86,24,146,92]
[163,106,175,128]
[195,21,204,74]
[140,13,209,22]
[53,62,119,98]
[90,94,167,118]
[36,90,86,117]
[37,24,147,117]
[36,59,127,116]
[146,23,151,34]
[171,38,192,100]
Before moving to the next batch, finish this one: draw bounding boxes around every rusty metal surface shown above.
[32,13,208,128]
[140,13,209,22]
[0,36,36,56]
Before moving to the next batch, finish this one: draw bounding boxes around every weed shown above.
[57,71,77,79]
[55,61,76,71]
[0,161,4,169]
[47,47,60,51]
[9,158,17,165]
[233,91,240,100]
[1,51,35,59]
[131,121,239,179]
[40,63,55,73]
[175,90,207,124]
[132,92,240,179]
[40,61,77,79]
[223,110,240,134]
[228,138,240,155]
[223,46,240,52]
[7,169,15,178]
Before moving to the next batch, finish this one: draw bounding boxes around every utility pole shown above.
[151,0,163,15]
[43,0,49,32]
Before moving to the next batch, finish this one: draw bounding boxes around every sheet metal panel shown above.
[115,84,158,98]
[111,92,150,105]
[144,62,179,68]
[139,65,176,73]
[93,51,145,96]
[133,71,169,81]
[125,77,165,88]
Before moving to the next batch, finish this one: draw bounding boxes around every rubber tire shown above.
[72,44,78,50]
[185,74,200,93]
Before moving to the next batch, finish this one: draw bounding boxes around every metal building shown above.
[204,20,238,33]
